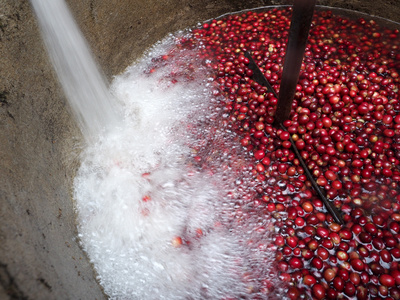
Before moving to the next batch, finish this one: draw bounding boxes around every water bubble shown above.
[74,32,279,299]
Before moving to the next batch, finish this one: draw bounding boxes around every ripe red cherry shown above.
[312,283,326,299]
[303,274,317,286]
[287,287,301,300]
[253,149,265,160]
[333,277,344,291]
[344,282,356,297]
[350,259,365,272]
[379,274,395,287]
[289,257,303,269]
[193,8,400,300]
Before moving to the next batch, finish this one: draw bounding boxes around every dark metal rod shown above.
[274,0,316,125]
[279,124,344,225]
[245,51,278,98]
[244,51,279,98]
[244,51,344,224]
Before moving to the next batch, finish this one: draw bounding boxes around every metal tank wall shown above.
[0,0,399,299]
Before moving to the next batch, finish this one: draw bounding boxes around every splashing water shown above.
[74,36,279,299]
[31,0,280,298]
[30,0,120,141]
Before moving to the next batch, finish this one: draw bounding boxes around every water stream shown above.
[30,0,120,141]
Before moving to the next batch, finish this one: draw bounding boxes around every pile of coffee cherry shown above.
[150,7,400,299]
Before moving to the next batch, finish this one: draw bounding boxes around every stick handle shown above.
[274,0,316,124]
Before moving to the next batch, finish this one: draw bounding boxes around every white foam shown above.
[74,34,278,299]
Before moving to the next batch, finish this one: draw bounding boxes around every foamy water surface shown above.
[74,33,280,299]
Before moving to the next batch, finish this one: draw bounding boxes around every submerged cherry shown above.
[187,6,400,299]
